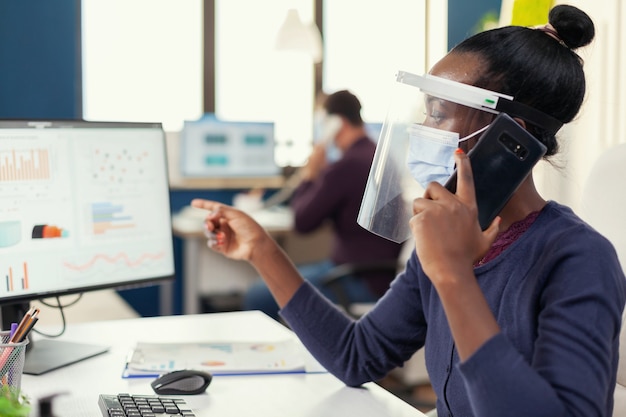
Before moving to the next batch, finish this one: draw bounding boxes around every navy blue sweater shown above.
[281,201,626,417]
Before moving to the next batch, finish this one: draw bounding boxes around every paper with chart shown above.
[126,339,306,376]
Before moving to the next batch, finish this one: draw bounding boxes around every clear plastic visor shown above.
[357,71,497,243]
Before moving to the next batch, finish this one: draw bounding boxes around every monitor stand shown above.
[0,302,109,375]
[23,339,109,375]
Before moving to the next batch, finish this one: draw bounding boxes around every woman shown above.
[192,5,625,416]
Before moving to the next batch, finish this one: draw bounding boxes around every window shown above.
[81,0,203,132]
[215,0,316,167]
[82,1,445,168]
[323,0,429,123]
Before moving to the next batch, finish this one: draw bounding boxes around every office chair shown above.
[579,142,626,417]
[319,236,416,318]
[320,258,400,318]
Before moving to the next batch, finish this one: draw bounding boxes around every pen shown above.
[11,307,39,343]
[17,316,38,343]
[9,306,36,343]
[9,323,17,340]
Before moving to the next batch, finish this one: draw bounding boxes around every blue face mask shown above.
[406,124,489,188]
[325,141,343,163]
[313,113,344,163]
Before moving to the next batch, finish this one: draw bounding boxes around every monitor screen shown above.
[0,120,175,373]
[0,120,174,302]
[180,116,279,177]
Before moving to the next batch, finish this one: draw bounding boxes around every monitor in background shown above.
[0,120,175,374]
[180,115,280,178]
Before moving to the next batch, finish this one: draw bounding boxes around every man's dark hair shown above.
[324,90,364,126]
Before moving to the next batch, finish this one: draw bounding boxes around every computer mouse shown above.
[151,369,212,395]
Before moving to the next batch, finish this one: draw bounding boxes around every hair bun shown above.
[549,5,595,50]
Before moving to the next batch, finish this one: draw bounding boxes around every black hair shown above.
[451,4,594,156]
[324,90,364,126]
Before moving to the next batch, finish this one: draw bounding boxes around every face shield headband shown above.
[357,71,560,243]
[397,71,563,136]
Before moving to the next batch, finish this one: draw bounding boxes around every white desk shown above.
[22,311,425,417]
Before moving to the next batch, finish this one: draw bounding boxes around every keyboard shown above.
[98,393,197,416]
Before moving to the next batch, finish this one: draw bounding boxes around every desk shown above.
[172,206,331,314]
[22,311,426,417]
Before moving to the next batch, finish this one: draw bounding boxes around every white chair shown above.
[579,143,626,417]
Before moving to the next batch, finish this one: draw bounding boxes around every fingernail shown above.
[455,148,465,155]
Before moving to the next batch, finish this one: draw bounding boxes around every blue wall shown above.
[448,0,502,50]
[0,0,82,119]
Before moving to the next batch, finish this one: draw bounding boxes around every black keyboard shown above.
[98,393,197,416]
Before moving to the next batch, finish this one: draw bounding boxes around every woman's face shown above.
[425,52,494,152]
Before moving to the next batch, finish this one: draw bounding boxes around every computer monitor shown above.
[180,115,280,178]
[0,120,175,374]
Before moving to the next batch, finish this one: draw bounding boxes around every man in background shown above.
[243,90,403,320]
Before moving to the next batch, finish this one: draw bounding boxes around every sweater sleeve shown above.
[279,254,428,386]
[459,228,626,417]
[458,334,565,416]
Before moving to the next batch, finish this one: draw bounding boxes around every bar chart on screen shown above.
[91,202,136,235]
[3,262,30,292]
[0,147,51,182]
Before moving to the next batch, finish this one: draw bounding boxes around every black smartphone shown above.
[444,113,547,230]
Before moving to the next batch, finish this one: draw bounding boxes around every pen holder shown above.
[0,331,29,391]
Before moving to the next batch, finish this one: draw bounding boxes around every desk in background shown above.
[22,311,426,417]
[172,205,332,314]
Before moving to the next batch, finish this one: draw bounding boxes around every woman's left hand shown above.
[411,149,502,360]
[410,148,500,284]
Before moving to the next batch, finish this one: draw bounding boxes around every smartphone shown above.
[444,113,548,230]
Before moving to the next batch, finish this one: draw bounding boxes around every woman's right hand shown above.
[191,199,305,308]
[190,199,274,263]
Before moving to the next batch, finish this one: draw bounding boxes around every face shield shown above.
[357,71,562,243]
